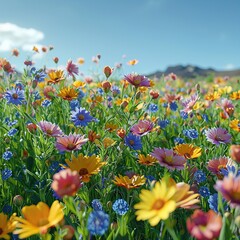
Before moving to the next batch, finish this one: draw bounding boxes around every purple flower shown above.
[205,128,231,145]
[124,73,150,88]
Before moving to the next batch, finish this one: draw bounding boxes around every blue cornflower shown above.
[8,120,18,127]
[202,114,209,122]
[124,133,142,150]
[5,88,25,105]
[199,186,210,198]
[174,137,185,144]
[1,169,12,180]
[2,151,13,161]
[180,111,188,119]
[78,90,85,99]
[208,193,228,213]
[71,107,94,127]
[162,102,168,108]
[183,129,198,139]
[34,70,47,82]
[193,170,206,183]
[107,96,113,101]
[15,112,20,118]
[49,162,62,174]
[111,85,120,96]
[87,211,110,236]
[4,117,10,124]
[146,175,156,183]
[170,102,178,111]
[8,128,18,136]
[97,88,104,95]
[147,103,158,113]
[70,100,80,110]
[41,99,51,107]
[158,119,170,129]
[220,165,240,177]
[112,199,129,215]
[15,82,24,90]
[2,204,12,214]
[34,91,41,101]
[92,199,103,211]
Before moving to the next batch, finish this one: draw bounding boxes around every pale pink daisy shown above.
[151,148,186,170]
[66,60,79,77]
[181,93,199,113]
[130,120,154,136]
[205,127,231,145]
[124,73,150,88]
[38,120,63,137]
[51,169,82,198]
[217,98,234,118]
[56,133,88,152]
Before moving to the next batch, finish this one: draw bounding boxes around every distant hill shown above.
[147,65,240,79]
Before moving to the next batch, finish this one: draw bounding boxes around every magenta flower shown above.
[187,210,222,240]
[151,148,186,170]
[130,120,154,136]
[214,173,240,207]
[66,60,79,77]
[56,133,88,152]
[181,93,199,113]
[205,127,231,145]
[217,98,234,118]
[124,73,150,88]
[38,120,63,137]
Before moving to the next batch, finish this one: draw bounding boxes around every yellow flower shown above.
[134,178,177,226]
[47,70,65,84]
[113,174,146,189]
[72,80,86,88]
[105,122,119,132]
[230,90,240,100]
[218,86,232,94]
[138,154,157,166]
[167,179,200,209]
[0,213,16,240]
[205,91,220,101]
[127,59,139,65]
[77,58,85,65]
[65,154,106,183]
[95,137,116,148]
[230,119,240,132]
[58,87,78,101]
[14,201,63,239]
[174,144,202,159]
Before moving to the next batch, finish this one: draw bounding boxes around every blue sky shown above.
[0,0,240,75]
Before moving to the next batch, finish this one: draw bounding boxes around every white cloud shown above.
[0,22,44,52]
[224,64,235,70]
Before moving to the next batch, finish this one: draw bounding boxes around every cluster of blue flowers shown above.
[183,129,198,139]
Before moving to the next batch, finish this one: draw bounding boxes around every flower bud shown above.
[117,128,126,139]
[13,195,23,206]
[53,57,59,64]
[149,90,159,99]
[104,66,112,78]
[62,225,75,240]
[120,100,128,109]
[102,81,111,93]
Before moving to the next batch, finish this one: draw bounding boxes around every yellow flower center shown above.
[78,114,85,120]
[12,93,18,99]
[152,199,164,210]
[133,79,141,85]
[79,168,89,176]
[67,143,76,150]
[38,219,49,227]
[165,156,173,163]
[46,129,52,135]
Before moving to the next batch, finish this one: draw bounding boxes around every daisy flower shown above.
[205,127,231,145]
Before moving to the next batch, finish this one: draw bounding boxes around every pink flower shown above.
[66,60,79,77]
[56,133,88,152]
[214,173,240,207]
[51,169,82,198]
[205,127,231,145]
[181,94,199,113]
[38,120,63,137]
[217,98,234,118]
[130,120,154,136]
[207,156,234,178]
[151,148,186,170]
[187,210,222,240]
[124,73,150,88]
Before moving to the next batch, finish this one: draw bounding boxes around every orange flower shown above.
[58,87,78,101]
[174,144,202,159]
[138,154,157,166]
[230,119,240,132]
[47,70,65,84]
[127,59,139,65]
[113,174,146,189]
[205,91,220,101]
[230,90,240,100]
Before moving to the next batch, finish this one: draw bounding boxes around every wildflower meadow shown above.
[0,51,240,240]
